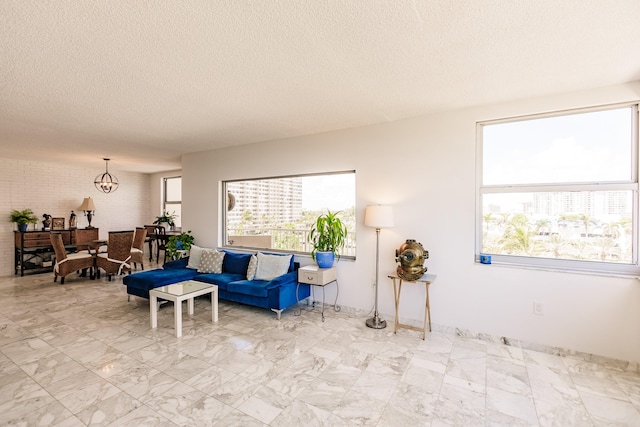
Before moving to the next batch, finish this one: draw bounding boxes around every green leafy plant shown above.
[166,231,195,260]
[308,210,348,260]
[10,209,38,226]
[153,211,177,227]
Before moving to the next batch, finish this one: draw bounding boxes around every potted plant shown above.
[166,230,195,260]
[10,209,38,232]
[153,211,177,230]
[308,210,348,268]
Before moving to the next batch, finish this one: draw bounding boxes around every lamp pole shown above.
[366,226,387,329]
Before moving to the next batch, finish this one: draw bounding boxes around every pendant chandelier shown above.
[94,158,119,193]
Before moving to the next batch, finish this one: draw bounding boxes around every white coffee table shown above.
[149,280,218,337]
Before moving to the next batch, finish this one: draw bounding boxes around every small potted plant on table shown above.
[10,209,39,232]
[308,210,348,268]
[153,211,177,231]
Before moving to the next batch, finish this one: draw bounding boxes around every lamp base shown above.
[366,314,387,329]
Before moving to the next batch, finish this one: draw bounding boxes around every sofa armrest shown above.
[266,270,297,289]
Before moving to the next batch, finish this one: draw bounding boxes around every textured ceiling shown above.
[1,1,640,173]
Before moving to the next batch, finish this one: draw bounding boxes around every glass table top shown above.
[152,280,215,297]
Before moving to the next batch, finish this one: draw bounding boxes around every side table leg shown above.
[426,283,432,333]
[175,300,182,338]
[150,295,158,329]
[334,280,341,312]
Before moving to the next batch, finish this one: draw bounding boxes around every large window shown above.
[477,104,638,274]
[223,171,356,256]
[163,176,182,228]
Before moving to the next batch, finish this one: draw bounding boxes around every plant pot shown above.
[315,251,335,268]
[17,224,28,232]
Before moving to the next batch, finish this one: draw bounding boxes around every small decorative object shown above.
[79,197,96,228]
[364,205,394,329]
[52,217,65,230]
[42,213,52,230]
[480,254,492,264]
[308,210,348,268]
[395,239,429,281]
[10,209,38,232]
[166,231,195,260]
[154,211,177,230]
[69,210,77,228]
[228,192,236,211]
[94,158,119,193]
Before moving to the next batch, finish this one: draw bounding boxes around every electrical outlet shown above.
[533,301,544,316]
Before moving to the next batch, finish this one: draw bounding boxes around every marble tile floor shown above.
[1,268,640,426]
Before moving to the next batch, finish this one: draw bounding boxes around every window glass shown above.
[478,105,638,274]
[483,108,632,185]
[224,172,356,256]
[163,176,182,228]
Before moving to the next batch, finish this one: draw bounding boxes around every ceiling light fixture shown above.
[94,158,119,193]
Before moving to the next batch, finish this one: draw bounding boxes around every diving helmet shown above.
[395,239,429,281]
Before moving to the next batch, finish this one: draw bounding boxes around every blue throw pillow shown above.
[222,251,252,275]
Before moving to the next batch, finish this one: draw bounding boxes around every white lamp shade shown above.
[364,205,394,228]
[79,197,96,211]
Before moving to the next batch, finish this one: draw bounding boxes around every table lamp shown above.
[79,197,96,228]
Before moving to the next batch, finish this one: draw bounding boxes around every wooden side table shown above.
[296,265,340,321]
[388,273,437,340]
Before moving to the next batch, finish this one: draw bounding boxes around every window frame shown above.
[476,103,639,275]
[221,171,356,257]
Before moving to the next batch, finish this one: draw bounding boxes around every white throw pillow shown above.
[254,252,292,281]
[187,245,204,269]
[246,254,257,280]
[198,249,225,274]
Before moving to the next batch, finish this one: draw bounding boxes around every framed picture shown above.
[52,217,65,230]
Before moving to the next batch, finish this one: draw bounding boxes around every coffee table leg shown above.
[188,297,194,315]
[212,289,218,322]
[175,300,182,338]
[150,294,158,329]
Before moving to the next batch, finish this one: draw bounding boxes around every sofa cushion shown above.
[227,279,271,297]
[222,251,252,275]
[163,257,189,270]
[198,249,225,273]
[194,272,245,291]
[255,252,292,281]
[123,268,199,291]
[246,254,257,280]
[187,245,205,269]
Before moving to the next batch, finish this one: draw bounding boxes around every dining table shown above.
[148,230,182,263]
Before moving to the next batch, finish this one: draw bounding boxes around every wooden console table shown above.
[388,273,437,340]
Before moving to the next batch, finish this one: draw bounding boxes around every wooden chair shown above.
[130,227,147,270]
[74,228,99,253]
[154,225,168,264]
[96,230,134,281]
[50,232,94,284]
[144,224,157,261]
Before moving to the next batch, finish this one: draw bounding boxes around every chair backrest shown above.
[132,227,147,250]
[144,224,156,238]
[74,228,99,251]
[107,231,134,261]
[155,225,166,235]
[50,232,68,262]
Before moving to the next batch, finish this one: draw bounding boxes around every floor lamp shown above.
[365,205,394,329]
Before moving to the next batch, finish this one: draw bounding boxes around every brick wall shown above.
[0,158,151,277]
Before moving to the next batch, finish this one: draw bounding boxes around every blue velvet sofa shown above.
[122,250,310,319]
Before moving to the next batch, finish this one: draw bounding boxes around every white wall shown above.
[0,158,151,276]
[183,82,640,362]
